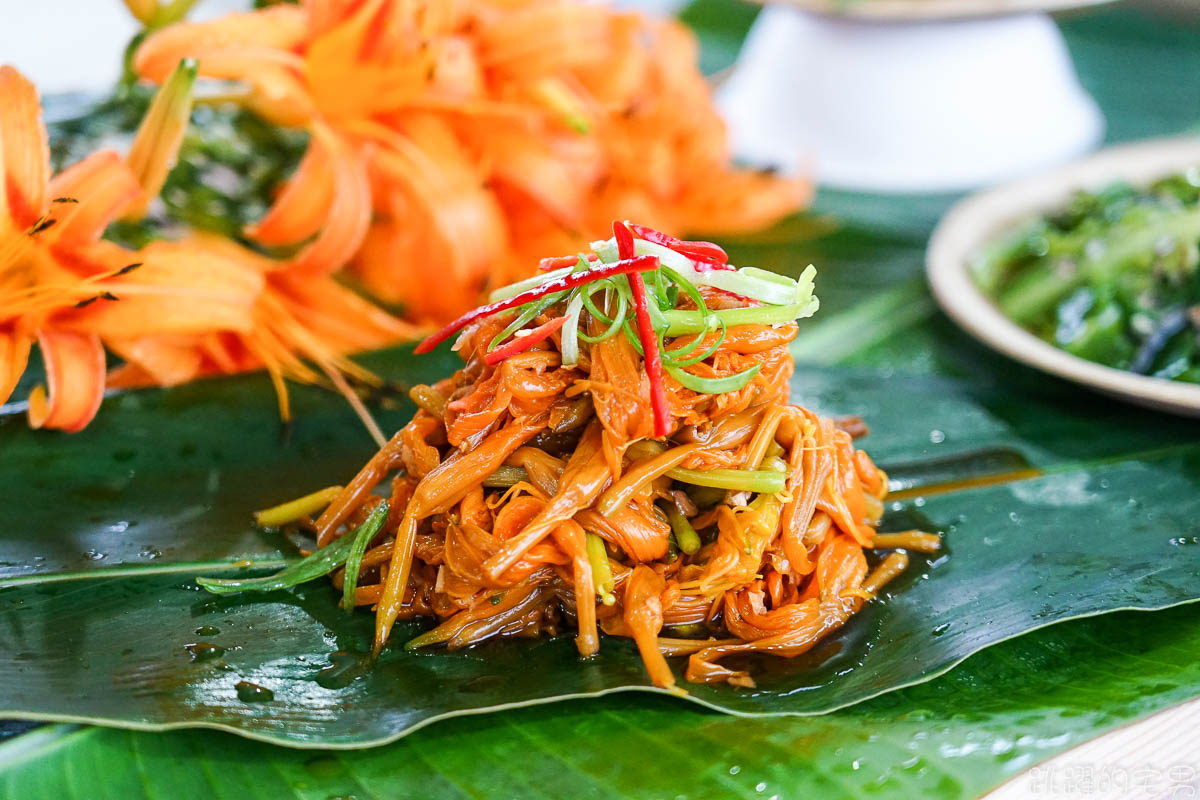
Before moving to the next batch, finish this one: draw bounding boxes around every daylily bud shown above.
[124,0,198,28]
[151,0,199,28]
[122,0,159,26]
[122,58,197,221]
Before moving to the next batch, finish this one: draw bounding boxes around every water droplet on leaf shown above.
[185,642,226,662]
[235,681,274,703]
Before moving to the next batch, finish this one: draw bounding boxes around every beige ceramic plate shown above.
[927,136,1200,417]
[776,0,1120,21]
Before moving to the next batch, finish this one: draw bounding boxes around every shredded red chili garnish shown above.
[538,254,598,272]
[628,223,731,270]
[414,254,659,354]
[615,221,671,439]
[483,316,569,365]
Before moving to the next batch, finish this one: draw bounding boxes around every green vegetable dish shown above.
[971,169,1200,382]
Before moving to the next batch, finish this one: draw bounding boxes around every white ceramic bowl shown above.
[927,136,1200,417]
[717,6,1104,193]
[773,0,1119,21]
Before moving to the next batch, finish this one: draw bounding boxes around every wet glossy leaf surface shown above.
[3,6,1200,798]
[2,351,1199,747]
[3,604,1200,799]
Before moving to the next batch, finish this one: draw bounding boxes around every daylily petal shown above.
[302,0,363,38]
[45,151,141,249]
[285,124,371,276]
[0,66,50,230]
[247,134,334,246]
[674,169,814,236]
[107,335,203,387]
[27,329,105,433]
[269,271,417,351]
[183,49,313,126]
[484,124,601,228]
[134,5,309,83]
[178,231,279,274]
[353,215,486,324]
[135,7,314,126]
[363,115,505,285]
[0,329,32,406]
[61,240,264,338]
[304,0,434,119]
[426,35,485,102]
[475,4,612,77]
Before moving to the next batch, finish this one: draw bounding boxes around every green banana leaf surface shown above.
[3,602,1200,799]
[4,348,1199,746]
[2,3,1200,798]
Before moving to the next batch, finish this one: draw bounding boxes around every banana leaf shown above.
[3,5,1200,798]
[2,342,1199,747]
[2,603,1199,799]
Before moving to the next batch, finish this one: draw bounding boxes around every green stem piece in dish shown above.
[665,362,762,394]
[198,502,389,595]
[341,504,390,611]
[664,467,787,494]
[665,504,702,555]
[663,303,815,336]
[482,465,530,488]
[585,533,616,605]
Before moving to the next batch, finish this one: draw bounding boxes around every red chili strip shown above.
[628,223,731,270]
[615,221,671,439]
[538,254,597,272]
[484,316,569,365]
[415,254,659,354]
[614,219,636,260]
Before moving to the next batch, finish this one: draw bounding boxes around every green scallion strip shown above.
[665,362,761,394]
[621,315,644,356]
[557,255,594,367]
[198,501,389,595]
[341,503,391,611]
[664,302,817,336]
[631,239,806,305]
[660,265,709,318]
[482,465,530,488]
[577,283,627,343]
[663,316,727,367]
[580,279,617,324]
[648,266,672,310]
[665,504,702,555]
[644,282,669,331]
[488,290,565,352]
[560,289,585,366]
[666,466,786,493]
[586,533,616,605]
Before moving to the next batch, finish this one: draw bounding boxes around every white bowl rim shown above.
[772,0,1119,21]
[926,135,1200,417]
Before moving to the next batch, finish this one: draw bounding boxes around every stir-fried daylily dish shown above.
[11,0,1200,795]
[201,222,940,690]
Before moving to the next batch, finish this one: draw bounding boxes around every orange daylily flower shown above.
[103,228,416,445]
[1,64,415,435]
[0,65,263,431]
[133,0,811,324]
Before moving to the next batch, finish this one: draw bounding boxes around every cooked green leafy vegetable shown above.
[972,169,1200,381]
